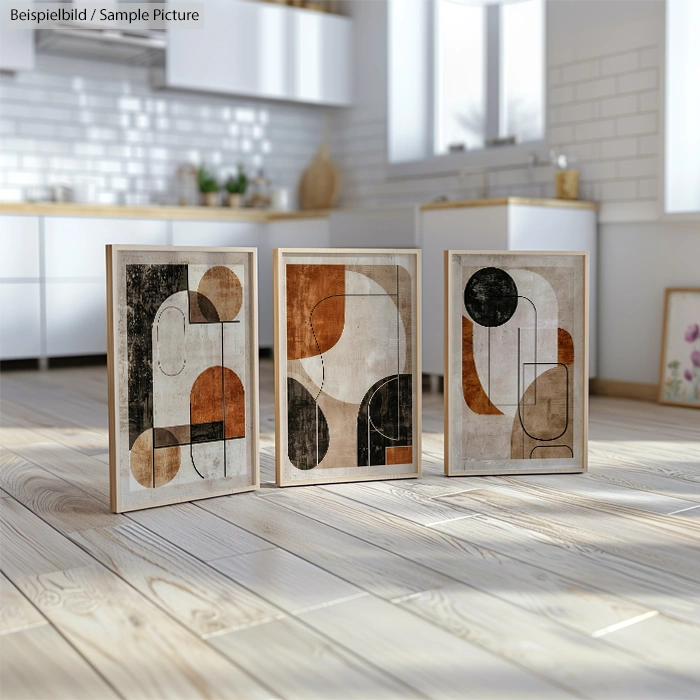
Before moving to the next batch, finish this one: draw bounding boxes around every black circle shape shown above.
[464,267,518,327]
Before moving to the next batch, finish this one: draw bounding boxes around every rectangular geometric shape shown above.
[658,288,700,408]
[444,250,588,475]
[190,422,224,444]
[107,245,259,512]
[274,248,422,486]
[154,425,190,447]
[385,446,414,466]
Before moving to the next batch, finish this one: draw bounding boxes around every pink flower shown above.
[686,324,700,343]
[685,369,693,382]
[692,350,700,368]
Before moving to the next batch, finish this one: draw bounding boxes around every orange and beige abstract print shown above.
[277,251,419,486]
[447,252,586,475]
[110,247,257,512]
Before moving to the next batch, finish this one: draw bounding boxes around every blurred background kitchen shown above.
[0,0,698,401]
[0,0,352,210]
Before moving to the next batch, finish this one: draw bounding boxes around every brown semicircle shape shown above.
[130,429,153,488]
[190,366,245,438]
[462,316,503,415]
[190,366,223,425]
[130,429,180,488]
[286,264,345,360]
[198,266,243,322]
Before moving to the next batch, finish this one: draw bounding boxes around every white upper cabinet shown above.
[0,0,34,71]
[166,0,351,106]
[290,9,351,106]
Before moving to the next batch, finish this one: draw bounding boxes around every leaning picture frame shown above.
[274,248,422,486]
[658,287,700,408]
[444,250,589,476]
[106,245,259,512]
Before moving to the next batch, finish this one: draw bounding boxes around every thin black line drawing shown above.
[188,403,206,479]
[530,445,573,458]
[221,322,227,478]
[518,358,570,442]
[155,305,187,376]
[309,286,401,467]
[484,295,538,408]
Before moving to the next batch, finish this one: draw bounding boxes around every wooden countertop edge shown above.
[420,197,598,211]
[0,202,332,222]
[1,199,597,219]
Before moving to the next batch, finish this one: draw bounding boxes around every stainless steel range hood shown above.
[35,1,166,64]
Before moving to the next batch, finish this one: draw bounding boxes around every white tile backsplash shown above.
[0,55,325,205]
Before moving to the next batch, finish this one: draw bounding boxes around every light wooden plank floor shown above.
[1,360,700,699]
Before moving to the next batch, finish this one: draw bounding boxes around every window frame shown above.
[387,0,548,180]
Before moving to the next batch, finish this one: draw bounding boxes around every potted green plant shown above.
[197,165,220,206]
[225,165,248,208]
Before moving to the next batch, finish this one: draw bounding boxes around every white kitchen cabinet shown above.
[420,201,598,377]
[45,281,106,357]
[291,9,351,105]
[0,216,40,278]
[0,283,41,359]
[166,0,351,106]
[0,0,34,72]
[44,217,168,279]
[0,215,41,360]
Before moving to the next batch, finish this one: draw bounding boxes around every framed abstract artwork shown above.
[274,248,421,486]
[445,251,588,475]
[106,246,259,513]
[659,288,700,408]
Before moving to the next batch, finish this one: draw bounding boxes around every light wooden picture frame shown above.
[445,250,588,476]
[107,245,259,512]
[658,288,700,408]
[274,248,422,486]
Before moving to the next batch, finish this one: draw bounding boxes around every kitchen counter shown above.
[0,201,331,222]
[420,197,598,211]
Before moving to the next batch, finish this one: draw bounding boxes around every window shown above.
[434,1,486,154]
[665,0,700,214]
[389,0,546,172]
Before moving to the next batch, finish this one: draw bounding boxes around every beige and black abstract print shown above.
[448,252,586,474]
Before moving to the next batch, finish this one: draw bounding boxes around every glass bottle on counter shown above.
[247,169,272,209]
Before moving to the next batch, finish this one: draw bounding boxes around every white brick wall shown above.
[0,55,325,205]
[332,42,662,219]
